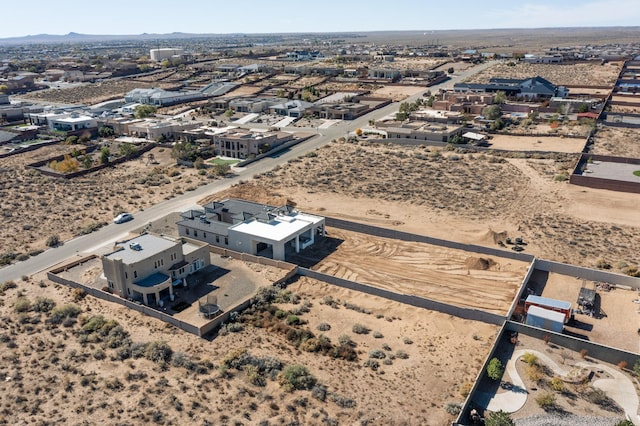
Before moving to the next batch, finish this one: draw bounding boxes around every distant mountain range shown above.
[0,32,249,45]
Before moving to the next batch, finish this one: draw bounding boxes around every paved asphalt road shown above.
[0,61,495,283]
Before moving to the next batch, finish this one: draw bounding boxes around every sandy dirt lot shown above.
[219,85,262,98]
[488,135,586,153]
[0,144,213,255]
[306,228,527,316]
[592,125,640,157]
[466,62,622,86]
[219,139,640,271]
[371,85,425,101]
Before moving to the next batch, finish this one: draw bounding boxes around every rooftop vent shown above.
[129,243,142,251]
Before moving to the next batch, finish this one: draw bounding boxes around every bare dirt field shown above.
[488,135,586,153]
[219,85,262,98]
[305,227,527,316]
[20,79,178,106]
[371,85,424,101]
[219,139,640,271]
[0,269,498,425]
[466,62,622,86]
[537,272,640,353]
[592,125,640,157]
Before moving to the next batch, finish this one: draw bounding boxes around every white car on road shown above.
[113,213,133,224]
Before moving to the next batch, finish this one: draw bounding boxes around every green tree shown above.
[494,91,506,104]
[98,126,115,138]
[447,67,455,74]
[100,146,111,165]
[170,141,197,162]
[0,84,8,94]
[485,410,515,426]
[278,364,317,391]
[578,103,589,113]
[487,357,503,380]
[65,135,79,145]
[79,155,93,169]
[483,104,502,120]
[224,109,234,118]
[490,118,505,131]
[134,104,157,119]
[119,143,136,157]
[214,163,231,176]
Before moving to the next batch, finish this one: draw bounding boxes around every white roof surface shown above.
[527,305,566,323]
[105,234,178,264]
[230,212,323,242]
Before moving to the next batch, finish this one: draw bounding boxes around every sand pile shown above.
[484,229,508,245]
[465,256,497,270]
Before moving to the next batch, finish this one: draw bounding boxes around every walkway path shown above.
[474,349,639,425]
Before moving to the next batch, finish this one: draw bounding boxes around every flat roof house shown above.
[177,199,325,261]
[102,233,210,306]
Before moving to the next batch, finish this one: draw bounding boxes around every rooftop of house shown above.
[229,211,324,242]
[104,234,180,265]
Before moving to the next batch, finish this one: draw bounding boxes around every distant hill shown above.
[0,32,234,45]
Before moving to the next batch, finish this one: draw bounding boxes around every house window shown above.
[127,288,131,295]
[203,232,207,238]
[194,230,198,237]
[134,271,137,278]
[160,258,164,266]
[108,281,114,289]
[125,272,128,279]
[185,228,190,235]
[224,236,228,245]
[216,235,220,243]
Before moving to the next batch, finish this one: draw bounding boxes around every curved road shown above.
[1,61,496,283]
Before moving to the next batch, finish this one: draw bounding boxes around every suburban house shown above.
[150,48,184,62]
[127,119,199,141]
[309,102,369,120]
[285,51,324,61]
[384,122,463,143]
[101,233,210,305]
[212,128,294,159]
[177,199,326,261]
[124,87,204,107]
[228,97,282,113]
[368,67,402,80]
[269,100,314,117]
[47,112,97,133]
[522,54,563,64]
[454,76,568,99]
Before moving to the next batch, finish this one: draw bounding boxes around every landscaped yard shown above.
[207,157,240,166]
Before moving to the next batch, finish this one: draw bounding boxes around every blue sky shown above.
[1,0,639,38]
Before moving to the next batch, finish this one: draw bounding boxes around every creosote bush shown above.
[279,364,317,392]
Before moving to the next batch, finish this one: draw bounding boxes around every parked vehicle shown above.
[114,213,133,224]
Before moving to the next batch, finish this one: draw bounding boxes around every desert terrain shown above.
[0,269,497,425]
[592,126,640,158]
[465,62,622,86]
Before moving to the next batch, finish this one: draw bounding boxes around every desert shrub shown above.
[245,365,266,387]
[286,315,301,326]
[634,360,640,377]
[527,364,545,383]
[535,392,557,411]
[311,384,327,401]
[487,358,503,381]
[459,382,473,398]
[337,334,353,346]
[549,377,564,392]
[130,342,147,359]
[321,295,339,308]
[16,253,29,262]
[403,337,413,344]
[396,350,409,359]
[145,341,173,364]
[445,402,462,415]
[274,309,287,319]
[316,322,331,331]
[328,392,355,408]
[369,349,386,359]
[617,360,628,370]
[596,259,612,269]
[46,235,61,247]
[0,280,17,293]
[32,297,56,313]
[485,410,515,426]
[372,331,383,338]
[300,335,332,353]
[14,297,31,313]
[615,420,634,426]
[93,348,106,360]
[522,352,538,366]
[352,323,369,334]
[279,364,316,392]
[554,174,568,181]
[72,288,87,301]
[581,387,622,412]
[363,359,379,370]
